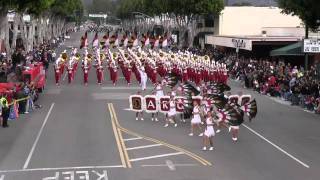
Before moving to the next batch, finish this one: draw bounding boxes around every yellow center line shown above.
[110,103,132,168]
[109,104,212,166]
[108,103,127,168]
[120,126,212,166]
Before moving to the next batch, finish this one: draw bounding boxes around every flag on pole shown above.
[92,32,99,48]
[80,31,88,49]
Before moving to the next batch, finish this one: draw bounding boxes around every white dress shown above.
[139,70,147,90]
[167,100,176,117]
[204,117,215,137]
[155,85,164,99]
[191,106,201,124]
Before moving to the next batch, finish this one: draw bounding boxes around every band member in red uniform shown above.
[123,61,132,86]
[132,61,141,84]
[195,67,202,86]
[54,58,62,86]
[82,55,91,86]
[67,57,75,84]
[96,62,104,85]
[110,61,118,86]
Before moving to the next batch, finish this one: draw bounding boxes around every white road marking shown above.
[123,137,142,142]
[141,164,198,167]
[165,160,176,171]
[101,87,153,90]
[123,108,132,111]
[130,152,184,162]
[242,124,310,168]
[23,103,55,169]
[0,165,123,173]
[126,144,162,151]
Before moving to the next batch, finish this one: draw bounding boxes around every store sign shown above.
[303,39,320,53]
[232,39,247,49]
[7,13,15,22]
[205,36,252,51]
[89,14,108,18]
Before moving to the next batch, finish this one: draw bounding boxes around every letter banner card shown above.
[239,95,251,106]
[129,95,143,112]
[228,95,239,105]
[144,95,158,113]
[159,96,170,113]
[174,96,184,113]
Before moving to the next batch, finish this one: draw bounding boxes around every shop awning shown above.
[270,42,304,56]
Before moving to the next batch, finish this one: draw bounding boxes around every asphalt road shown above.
[0,30,319,180]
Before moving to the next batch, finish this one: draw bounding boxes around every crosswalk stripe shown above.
[123,137,142,142]
[129,152,184,162]
[126,144,162,151]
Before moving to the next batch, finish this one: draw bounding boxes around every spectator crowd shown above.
[225,54,320,114]
[0,38,61,128]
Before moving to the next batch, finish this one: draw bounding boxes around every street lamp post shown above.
[232,39,245,59]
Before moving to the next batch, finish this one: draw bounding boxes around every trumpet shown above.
[62,52,68,62]
[112,52,117,59]
[100,53,106,61]
[87,54,93,62]
[75,53,81,61]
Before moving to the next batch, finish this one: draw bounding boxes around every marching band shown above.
[52,32,257,148]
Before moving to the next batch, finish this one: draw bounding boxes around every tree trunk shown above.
[11,13,20,52]
[26,18,36,52]
[0,11,9,56]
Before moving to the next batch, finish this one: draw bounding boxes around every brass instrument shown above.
[113,52,117,59]
[87,53,93,62]
[62,52,68,62]
[75,53,81,61]
[100,53,106,61]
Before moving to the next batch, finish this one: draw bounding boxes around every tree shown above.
[88,0,116,14]
[278,0,320,69]
[0,0,83,55]
[51,0,83,17]
[0,0,55,16]
[117,0,224,47]
[117,0,224,20]
[278,0,320,30]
